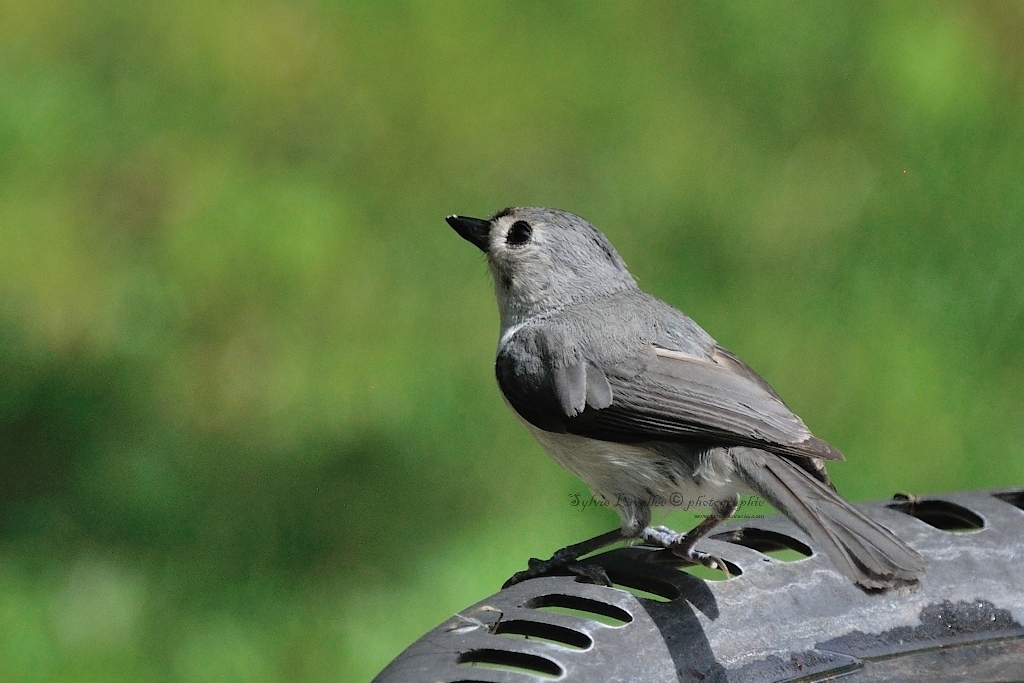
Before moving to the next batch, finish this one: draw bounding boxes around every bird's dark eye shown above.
[506,221,532,246]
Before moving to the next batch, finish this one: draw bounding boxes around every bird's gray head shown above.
[447,207,637,327]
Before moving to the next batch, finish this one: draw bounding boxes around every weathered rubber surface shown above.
[373,488,1024,683]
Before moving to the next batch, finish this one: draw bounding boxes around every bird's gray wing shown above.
[497,326,841,462]
[495,324,617,433]
[582,345,842,460]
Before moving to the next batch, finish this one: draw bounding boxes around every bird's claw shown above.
[566,563,613,586]
[674,547,730,576]
[503,556,612,589]
[637,525,729,575]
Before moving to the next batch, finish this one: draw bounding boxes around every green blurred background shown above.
[1,1,1023,680]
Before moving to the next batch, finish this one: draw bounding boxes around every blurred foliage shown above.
[1,1,1023,681]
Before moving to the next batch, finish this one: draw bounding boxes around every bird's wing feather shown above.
[496,324,841,462]
[575,347,842,460]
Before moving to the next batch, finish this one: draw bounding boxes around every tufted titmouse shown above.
[447,207,924,591]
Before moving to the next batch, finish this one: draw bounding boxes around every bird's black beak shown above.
[446,215,491,252]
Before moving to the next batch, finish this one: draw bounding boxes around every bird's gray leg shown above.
[641,494,739,572]
[502,529,624,589]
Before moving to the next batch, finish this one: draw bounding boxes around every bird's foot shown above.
[502,529,624,589]
[503,549,612,589]
[640,525,729,575]
[892,492,921,504]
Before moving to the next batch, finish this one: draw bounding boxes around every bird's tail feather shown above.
[731,448,925,590]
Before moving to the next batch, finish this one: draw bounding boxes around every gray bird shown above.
[447,207,925,591]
